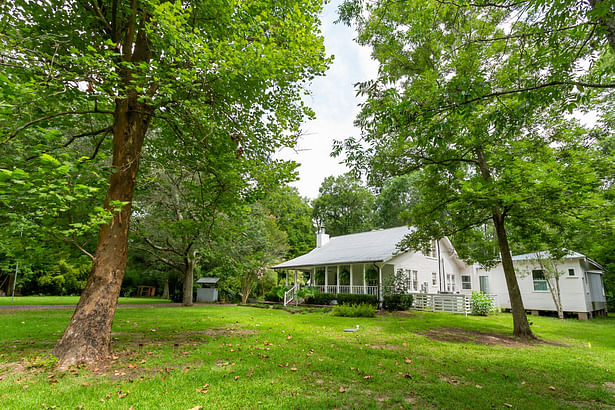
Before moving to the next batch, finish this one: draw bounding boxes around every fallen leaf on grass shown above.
[188,406,203,410]
[339,386,346,393]
[404,358,412,364]
[363,375,372,379]
[22,385,29,390]
[117,391,129,398]
[234,376,239,381]
[548,386,556,391]
[503,403,513,408]
[290,368,297,371]
[476,385,483,389]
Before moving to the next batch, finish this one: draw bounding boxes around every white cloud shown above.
[276,0,378,200]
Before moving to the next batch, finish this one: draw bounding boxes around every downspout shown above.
[437,240,442,293]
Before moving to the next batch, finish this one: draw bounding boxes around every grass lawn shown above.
[0,296,172,306]
[0,306,614,409]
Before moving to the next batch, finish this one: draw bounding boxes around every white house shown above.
[273,226,475,312]
[273,227,609,319]
[477,251,608,319]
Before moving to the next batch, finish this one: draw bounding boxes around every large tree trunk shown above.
[52,97,152,368]
[162,277,170,300]
[492,212,535,339]
[476,149,534,339]
[182,258,195,306]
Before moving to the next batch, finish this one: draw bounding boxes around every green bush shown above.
[382,294,413,311]
[170,290,183,303]
[470,291,495,316]
[264,285,289,302]
[332,303,376,317]
[336,293,379,307]
[305,292,336,305]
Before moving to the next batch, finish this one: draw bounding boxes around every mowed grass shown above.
[0,306,614,409]
[0,296,172,306]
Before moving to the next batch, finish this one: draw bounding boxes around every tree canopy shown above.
[336,0,615,338]
[0,0,329,366]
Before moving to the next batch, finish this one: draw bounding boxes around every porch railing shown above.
[310,285,379,295]
[284,284,298,306]
[410,292,471,315]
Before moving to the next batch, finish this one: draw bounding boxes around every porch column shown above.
[325,266,328,292]
[285,271,288,286]
[336,265,340,294]
[350,265,353,293]
[378,265,383,302]
[363,264,367,294]
[310,266,315,286]
[294,270,298,305]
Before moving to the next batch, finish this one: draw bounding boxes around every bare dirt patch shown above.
[603,382,615,393]
[368,344,403,350]
[421,327,550,347]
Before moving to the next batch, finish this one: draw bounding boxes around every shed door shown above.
[587,273,605,302]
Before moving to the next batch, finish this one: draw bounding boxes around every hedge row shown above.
[304,292,379,306]
[336,293,379,307]
[382,294,413,311]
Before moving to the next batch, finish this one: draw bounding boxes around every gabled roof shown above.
[273,226,414,269]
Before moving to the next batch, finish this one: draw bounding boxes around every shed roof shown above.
[196,277,220,284]
[273,226,414,269]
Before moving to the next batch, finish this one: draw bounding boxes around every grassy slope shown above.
[0,296,172,305]
[0,306,613,409]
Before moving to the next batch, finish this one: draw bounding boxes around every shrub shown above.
[336,293,379,307]
[332,303,376,317]
[265,285,288,302]
[382,294,413,311]
[305,292,336,305]
[170,290,183,303]
[470,291,495,316]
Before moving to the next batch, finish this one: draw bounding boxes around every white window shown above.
[411,270,418,291]
[446,274,452,292]
[432,272,437,286]
[461,275,471,290]
[568,268,575,276]
[532,270,548,291]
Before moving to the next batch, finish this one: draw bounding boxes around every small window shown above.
[432,272,437,286]
[568,268,575,276]
[461,275,471,290]
[532,270,548,291]
[446,274,452,292]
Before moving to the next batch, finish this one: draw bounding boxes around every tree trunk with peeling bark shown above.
[52,97,153,367]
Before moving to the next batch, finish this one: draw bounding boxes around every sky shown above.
[276,1,378,200]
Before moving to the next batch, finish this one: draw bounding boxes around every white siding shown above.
[478,259,605,313]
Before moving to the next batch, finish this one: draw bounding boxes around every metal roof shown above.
[511,250,585,261]
[196,277,220,284]
[273,226,414,269]
[511,250,603,271]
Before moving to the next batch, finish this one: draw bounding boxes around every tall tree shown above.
[262,186,315,258]
[372,174,420,229]
[337,0,615,338]
[1,0,328,366]
[312,174,375,236]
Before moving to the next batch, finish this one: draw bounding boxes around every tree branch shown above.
[439,80,615,112]
[4,110,114,143]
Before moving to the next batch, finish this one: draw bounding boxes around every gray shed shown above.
[196,277,220,302]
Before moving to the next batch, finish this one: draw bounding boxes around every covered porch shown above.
[278,263,396,299]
